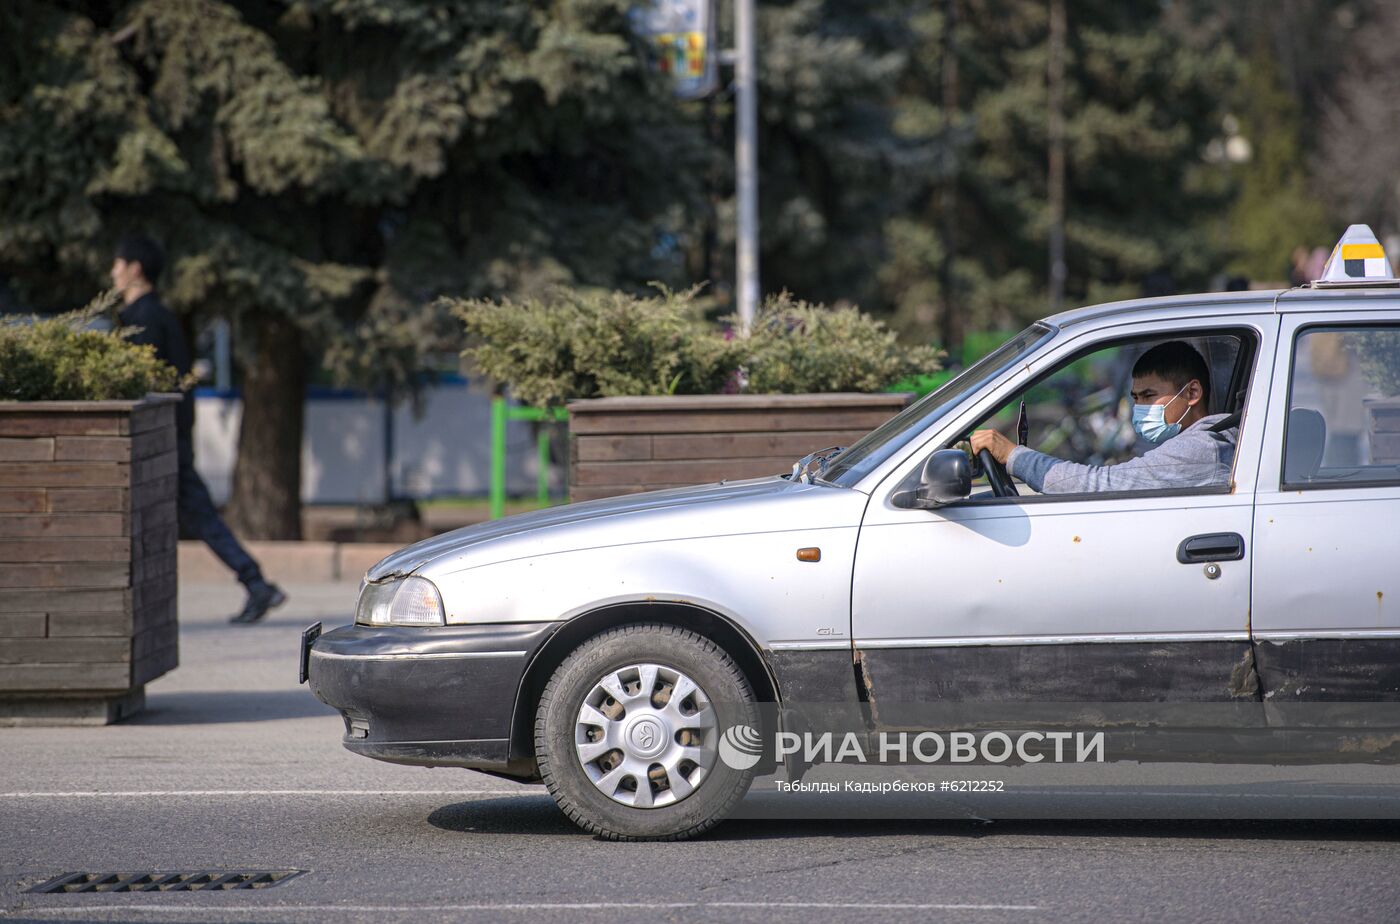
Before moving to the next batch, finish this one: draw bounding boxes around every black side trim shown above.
[857,640,1260,712]
[1255,637,1400,703]
[345,737,514,769]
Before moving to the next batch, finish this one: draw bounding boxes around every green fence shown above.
[490,396,568,520]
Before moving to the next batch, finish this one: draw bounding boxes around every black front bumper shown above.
[304,621,559,772]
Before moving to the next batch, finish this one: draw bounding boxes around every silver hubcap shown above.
[574,663,718,809]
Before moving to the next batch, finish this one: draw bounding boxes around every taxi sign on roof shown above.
[1313,224,1400,287]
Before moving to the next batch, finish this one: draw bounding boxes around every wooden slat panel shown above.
[132,500,176,533]
[48,488,126,513]
[562,484,683,498]
[0,562,130,589]
[573,458,791,487]
[131,543,176,587]
[53,437,132,462]
[131,607,176,643]
[0,538,132,563]
[131,583,177,619]
[0,588,128,614]
[0,638,131,664]
[0,463,130,487]
[0,489,47,514]
[0,438,54,461]
[1372,433,1400,457]
[48,611,133,637]
[573,435,653,462]
[568,409,896,435]
[132,645,178,687]
[0,662,132,691]
[0,514,127,538]
[128,402,175,435]
[0,415,125,437]
[567,393,912,413]
[132,451,177,485]
[130,475,176,512]
[0,614,46,637]
[131,425,176,461]
[651,430,866,461]
[132,625,176,661]
[1369,405,1400,432]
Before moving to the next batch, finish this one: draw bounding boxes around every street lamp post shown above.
[734,0,759,332]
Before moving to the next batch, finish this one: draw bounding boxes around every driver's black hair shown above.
[114,233,165,285]
[1132,340,1210,404]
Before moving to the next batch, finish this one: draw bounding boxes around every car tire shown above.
[535,623,760,841]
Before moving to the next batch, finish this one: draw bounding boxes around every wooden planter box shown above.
[567,393,913,502]
[1365,396,1400,464]
[0,395,181,725]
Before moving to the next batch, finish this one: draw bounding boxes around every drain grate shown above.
[28,870,306,893]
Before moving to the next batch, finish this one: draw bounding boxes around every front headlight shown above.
[355,576,445,627]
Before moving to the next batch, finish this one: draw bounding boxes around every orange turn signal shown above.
[796,547,821,562]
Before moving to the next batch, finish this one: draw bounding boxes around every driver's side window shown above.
[961,331,1250,498]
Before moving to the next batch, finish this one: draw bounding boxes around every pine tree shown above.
[1,0,710,537]
[1315,1,1400,243]
[878,0,1238,346]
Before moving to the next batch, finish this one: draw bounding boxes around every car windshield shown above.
[822,323,1056,487]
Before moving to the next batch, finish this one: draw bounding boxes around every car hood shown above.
[365,476,865,581]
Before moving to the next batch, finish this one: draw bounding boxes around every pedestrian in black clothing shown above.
[112,234,286,624]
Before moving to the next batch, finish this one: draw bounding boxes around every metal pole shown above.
[1047,0,1067,312]
[735,0,759,331]
[939,0,960,353]
[490,394,506,520]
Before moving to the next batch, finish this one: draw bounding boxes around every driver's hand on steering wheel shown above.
[970,429,1017,465]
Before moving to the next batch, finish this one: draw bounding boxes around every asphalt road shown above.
[3,582,1400,923]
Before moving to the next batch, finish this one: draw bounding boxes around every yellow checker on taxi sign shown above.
[1314,224,1400,287]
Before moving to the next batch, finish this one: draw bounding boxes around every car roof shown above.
[1045,286,1400,331]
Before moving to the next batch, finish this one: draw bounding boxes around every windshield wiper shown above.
[791,446,845,484]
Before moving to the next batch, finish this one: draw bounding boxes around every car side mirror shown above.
[893,449,972,509]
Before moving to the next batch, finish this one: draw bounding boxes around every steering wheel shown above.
[977,449,1019,498]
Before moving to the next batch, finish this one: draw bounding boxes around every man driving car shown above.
[969,340,1238,494]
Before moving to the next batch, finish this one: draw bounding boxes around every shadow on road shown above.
[426,796,1400,843]
[708,816,1400,843]
[130,689,338,725]
[429,795,575,836]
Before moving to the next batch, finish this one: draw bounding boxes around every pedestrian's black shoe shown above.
[230,581,287,624]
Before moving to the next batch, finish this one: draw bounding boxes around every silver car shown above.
[303,233,1400,840]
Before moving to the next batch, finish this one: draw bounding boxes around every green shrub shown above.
[740,292,944,394]
[0,298,180,401]
[449,287,942,406]
[449,286,737,408]
[1351,330,1400,397]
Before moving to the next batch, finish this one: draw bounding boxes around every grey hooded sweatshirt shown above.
[1006,413,1237,494]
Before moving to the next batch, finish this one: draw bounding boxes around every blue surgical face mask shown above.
[1132,383,1190,444]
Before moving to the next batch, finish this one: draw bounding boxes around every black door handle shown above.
[1176,532,1245,564]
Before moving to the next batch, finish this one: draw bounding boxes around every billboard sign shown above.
[628,0,718,100]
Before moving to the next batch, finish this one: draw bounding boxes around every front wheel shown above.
[535,623,760,841]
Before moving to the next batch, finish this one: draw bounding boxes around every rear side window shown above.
[1284,325,1400,488]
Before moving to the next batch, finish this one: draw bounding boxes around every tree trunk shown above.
[228,314,305,540]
